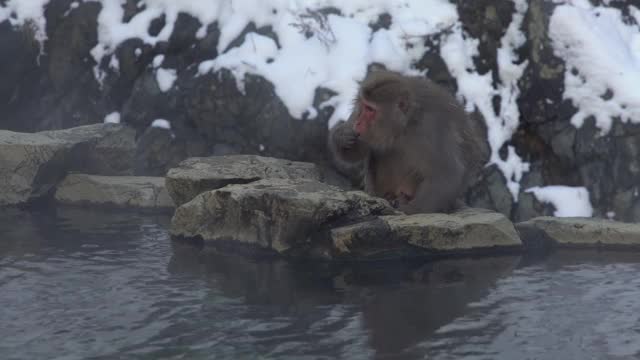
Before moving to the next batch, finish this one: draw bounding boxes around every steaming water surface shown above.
[1,208,640,359]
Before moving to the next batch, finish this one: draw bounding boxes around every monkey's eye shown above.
[363,104,375,115]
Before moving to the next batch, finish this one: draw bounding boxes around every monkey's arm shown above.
[329,120,369,164]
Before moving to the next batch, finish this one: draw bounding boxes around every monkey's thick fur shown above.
[330,70,488,214]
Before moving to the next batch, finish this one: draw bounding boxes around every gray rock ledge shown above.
[170,179,397,256]
[331,208,522,259]
[0,124,135,206]
[55,174,174,211]
[517,216,640,250]
[165,155,323,206]
[170,177,522,261]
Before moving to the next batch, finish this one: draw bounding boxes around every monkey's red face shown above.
[354,99,377,135]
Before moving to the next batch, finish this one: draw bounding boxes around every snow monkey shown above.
[330,70,487,214]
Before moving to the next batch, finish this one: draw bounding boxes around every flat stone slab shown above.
[0,124,135,206]
[55,174,174,210]
[165,155,323,206]
[331,208,522,259]
[517,216,640,249]
[170,179,397,256]
[171,176,521,261]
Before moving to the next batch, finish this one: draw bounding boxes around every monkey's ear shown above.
[397,90,411,115]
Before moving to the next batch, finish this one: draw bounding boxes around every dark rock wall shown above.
[1,0,638,221]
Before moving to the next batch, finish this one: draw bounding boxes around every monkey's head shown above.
[351,71,412,150]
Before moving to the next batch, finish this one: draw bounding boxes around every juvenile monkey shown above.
[330,70,486,214]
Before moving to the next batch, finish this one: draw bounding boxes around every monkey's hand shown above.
[330,121,368,164]
[332,122,359,150]
[383,192,399,208]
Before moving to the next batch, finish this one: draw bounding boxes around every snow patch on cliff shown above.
[0,0,50,47]
[526,186,594,217]
[550,3,640,134]
[156,68,177,92]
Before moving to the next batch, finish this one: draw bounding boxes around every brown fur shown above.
[329,70,487,214]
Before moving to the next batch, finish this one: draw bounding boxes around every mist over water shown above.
[1,208,640,359]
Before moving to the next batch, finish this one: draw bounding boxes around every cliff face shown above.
[1,0,639,222]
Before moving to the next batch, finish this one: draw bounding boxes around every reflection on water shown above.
[1,208,640,359]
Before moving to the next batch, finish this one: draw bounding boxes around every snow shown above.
[439,0,530,198]
[151,119,171,129]
[109,54,119,71]
[0,0,50,48]
[152,55,165,68]
[156,68,177,92]
[103,111,121,124]
[198,0,458,124]
[550,3,640,134]
[526,186,594,217]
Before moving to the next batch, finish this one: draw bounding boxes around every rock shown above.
[0,23,41,132]
[467,165,514,217]
[0,1,114,132]
[390,208,522,251]
[170,179,398,256]
[134,126,208,176]
[178,67,330,163]
[171,179,520,261]
[330,218,412,260]
[0,124,135,206]
[165,155,324,206]
[331,208,522,259]
[516,216,640,250]
[55,174,174,210]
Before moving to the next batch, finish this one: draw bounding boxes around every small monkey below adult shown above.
[330,70,486,214]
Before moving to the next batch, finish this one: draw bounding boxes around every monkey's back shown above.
[401,76,487,197]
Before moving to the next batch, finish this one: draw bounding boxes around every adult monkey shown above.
[330,70,487,214]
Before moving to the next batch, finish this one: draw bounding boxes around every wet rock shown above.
[170,179,397,256]
[171,178,520,261]
[516,217,640,250]
[54,174,173,210]
[391,208,521,251]
[331,208,522,260]
[165,155,323,206]
[0,124,135,206]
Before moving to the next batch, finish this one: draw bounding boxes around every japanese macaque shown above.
[330,70,487,214]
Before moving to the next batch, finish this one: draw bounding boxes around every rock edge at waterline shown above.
[55,173,174,211]
[170,178,523,260]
